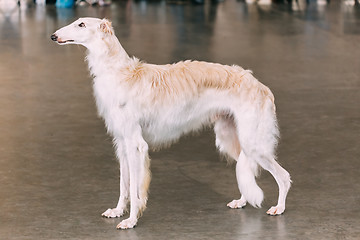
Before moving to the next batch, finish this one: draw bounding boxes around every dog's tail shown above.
[235,77,280,208]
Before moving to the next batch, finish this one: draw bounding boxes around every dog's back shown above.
[125,60,273,106]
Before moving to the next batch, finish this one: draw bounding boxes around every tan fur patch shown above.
[125,60,275,109]
[100,19,113,35]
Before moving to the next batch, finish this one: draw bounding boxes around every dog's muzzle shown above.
[51,34,58,42]
[51,34,74,44]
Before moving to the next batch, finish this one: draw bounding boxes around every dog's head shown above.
[51,18,114,47]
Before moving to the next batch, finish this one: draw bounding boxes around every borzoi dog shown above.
[51,18,291,229]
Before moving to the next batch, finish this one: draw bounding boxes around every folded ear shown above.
[100,19,113,35]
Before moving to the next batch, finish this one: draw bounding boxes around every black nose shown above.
[51,34,58,41]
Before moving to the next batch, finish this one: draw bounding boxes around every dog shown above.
[51,17,291,229]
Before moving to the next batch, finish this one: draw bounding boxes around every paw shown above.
[266,205,285,215]
[227,199,247,209]
[116,218,137,229]
[101,208,124,218]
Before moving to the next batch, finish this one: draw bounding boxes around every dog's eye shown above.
[78,22,86,28]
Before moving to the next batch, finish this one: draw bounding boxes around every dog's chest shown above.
[92,77,128,120]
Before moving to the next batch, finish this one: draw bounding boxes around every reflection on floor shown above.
[0,0,359,239]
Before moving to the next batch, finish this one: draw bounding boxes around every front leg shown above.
[102,139,129,218]
[117,126,151,229]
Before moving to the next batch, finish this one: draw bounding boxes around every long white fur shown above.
[52,17,292,229]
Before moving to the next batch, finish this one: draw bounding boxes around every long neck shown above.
[85,36,131,78]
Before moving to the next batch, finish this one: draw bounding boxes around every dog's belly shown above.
[140,89,234,149]
[141,112,208,148]
[141,113,209,148]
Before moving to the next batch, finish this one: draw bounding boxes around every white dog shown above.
[51,18,291,229]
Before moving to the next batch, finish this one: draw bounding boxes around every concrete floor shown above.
[0,0,359,239]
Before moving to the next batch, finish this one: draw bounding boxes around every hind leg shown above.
[226,154,249,209]
[230,151,264,209]
[214,116,245,207]
[239,142,291,214]
[245,149,291,215]
[259,158,291,215]
[214,115,241,161]
[227,195,247,209]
